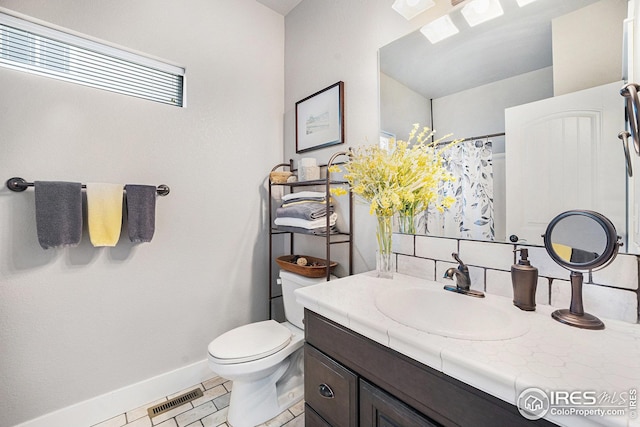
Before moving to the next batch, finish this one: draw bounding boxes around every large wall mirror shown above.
[379,0,631,250]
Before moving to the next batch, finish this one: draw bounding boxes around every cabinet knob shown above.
[318,383,335,399]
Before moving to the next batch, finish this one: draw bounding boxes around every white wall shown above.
[0,1,284,425]
[379,72,431,139]
[432,67,554,146]
[552,0,627,95]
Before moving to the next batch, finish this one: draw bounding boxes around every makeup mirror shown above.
[542,210,622,330]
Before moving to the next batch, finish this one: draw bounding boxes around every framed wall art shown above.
[295,81,344,153]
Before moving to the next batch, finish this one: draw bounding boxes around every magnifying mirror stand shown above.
[551,271,604,330]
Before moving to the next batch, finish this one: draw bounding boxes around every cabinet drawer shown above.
[305,343,357,427]
[305,403,332,427]
[360,379,441,426]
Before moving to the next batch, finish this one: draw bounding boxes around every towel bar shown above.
[5,177,170,196]
[620,83,640,155]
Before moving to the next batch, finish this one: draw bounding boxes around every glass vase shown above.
[376,215,394,279]
[398,205,417,234]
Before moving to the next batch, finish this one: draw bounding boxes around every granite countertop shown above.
[294,271,640,427]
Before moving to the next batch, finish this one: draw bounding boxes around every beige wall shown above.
[0,1,284,425]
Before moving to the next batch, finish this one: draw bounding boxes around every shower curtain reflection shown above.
[422,138,494,241]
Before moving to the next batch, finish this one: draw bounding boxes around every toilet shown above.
[207,270,333,427]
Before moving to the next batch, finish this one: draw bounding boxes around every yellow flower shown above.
[329,187,348,197]
[336,124,459,218]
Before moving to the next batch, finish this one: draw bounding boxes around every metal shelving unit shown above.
[268,151,353,319]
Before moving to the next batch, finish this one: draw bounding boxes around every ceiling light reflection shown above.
[461,0,504,27]
[420,15,459,44]
[392,0,436,21]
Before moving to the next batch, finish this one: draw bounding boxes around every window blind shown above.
[0,12,185,107]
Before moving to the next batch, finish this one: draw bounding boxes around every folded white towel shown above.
[281,191,326,201]
[274,213,337,229]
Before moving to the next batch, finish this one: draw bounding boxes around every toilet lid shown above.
[208,320,292,364]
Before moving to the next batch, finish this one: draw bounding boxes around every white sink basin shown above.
[375,287,530,340]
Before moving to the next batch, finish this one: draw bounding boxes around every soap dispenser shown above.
[512,248,538,311]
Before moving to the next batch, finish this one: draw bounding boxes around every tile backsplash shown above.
[392,234,640,324]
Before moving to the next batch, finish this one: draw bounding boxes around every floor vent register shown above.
[147,388,204,418]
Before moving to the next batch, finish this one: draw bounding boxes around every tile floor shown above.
[91,375,304,427]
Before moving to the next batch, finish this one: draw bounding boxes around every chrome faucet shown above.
[443,253,484,298]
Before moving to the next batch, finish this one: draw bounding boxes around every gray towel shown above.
[276,202,334,220]
[125,184,156,243]
[34,181,83,249]
[570,247,599,263]
[275,225,338,235]
[281,197,326,204]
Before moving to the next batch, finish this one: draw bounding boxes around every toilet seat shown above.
[208,320,292,364]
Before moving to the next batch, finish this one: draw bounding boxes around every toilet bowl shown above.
[207,270,333,427]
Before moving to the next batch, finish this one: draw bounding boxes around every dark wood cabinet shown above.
[304,309,556,427]
[360,380,440,427]
[305,344,358,427]
[305,403,334,427]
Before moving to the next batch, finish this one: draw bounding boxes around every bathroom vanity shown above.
[304,310,553,426]
[296,272,640,427]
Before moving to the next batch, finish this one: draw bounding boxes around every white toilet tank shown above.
[280,270,335,329]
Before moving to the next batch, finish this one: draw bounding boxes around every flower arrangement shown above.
[329,123,458,277]
[331,123,457,217]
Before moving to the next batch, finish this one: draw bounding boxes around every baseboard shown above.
[14,359,212,427]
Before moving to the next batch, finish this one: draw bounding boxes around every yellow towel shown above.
[86,183,124,247]
[552,243,572,262]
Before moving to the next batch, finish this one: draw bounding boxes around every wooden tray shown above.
[276,255,338,278]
